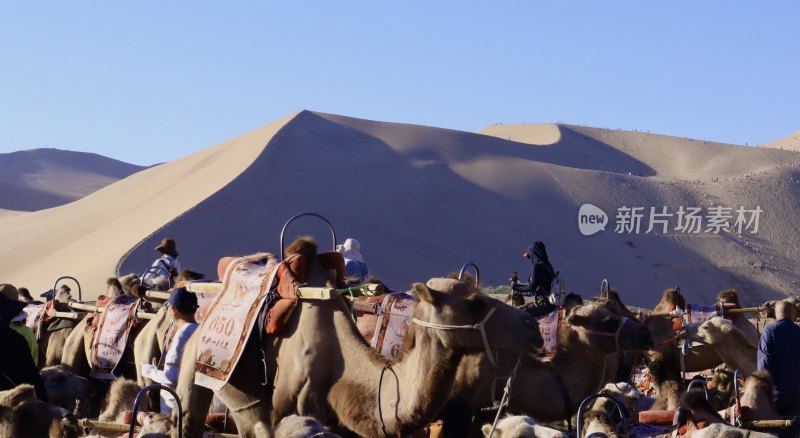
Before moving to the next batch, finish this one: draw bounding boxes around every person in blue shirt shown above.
[758,300,800,424]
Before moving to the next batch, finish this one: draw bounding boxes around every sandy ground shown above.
[1,112,798,308]
[764,130,800,152]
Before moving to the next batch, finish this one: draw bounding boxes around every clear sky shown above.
[1,2,798,165]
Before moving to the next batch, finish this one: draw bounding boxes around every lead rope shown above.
[377,364,399,438]
[486,357,522,438]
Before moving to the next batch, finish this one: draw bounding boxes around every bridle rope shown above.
[573,316,629,353]
[411,301,501,367]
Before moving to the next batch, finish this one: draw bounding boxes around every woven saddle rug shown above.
[195,253,279,391]
[370,292,416,360]
[534,307,565,362]
[23,303,46,338]
[90,295,140,379]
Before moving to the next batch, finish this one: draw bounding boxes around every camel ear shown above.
[413,283,443,304]
[481,424,492,436]
[567,314,590,327]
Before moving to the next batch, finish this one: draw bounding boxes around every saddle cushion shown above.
[266,252,345,334]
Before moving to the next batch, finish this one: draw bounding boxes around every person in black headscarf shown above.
[0,293,48,401]
[512,241,557,308]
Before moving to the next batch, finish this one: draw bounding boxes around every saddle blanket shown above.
[90,295,140,379]
[195,253,279,391]
[370,292,416,360]
[684,304,719,324]
[23,303,46,338]
[535,308,563,362]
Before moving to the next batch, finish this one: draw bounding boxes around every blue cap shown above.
[167,287,198,312]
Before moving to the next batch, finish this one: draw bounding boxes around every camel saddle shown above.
[217,252,345,335]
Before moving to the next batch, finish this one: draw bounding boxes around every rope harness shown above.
[573,316,629,353]
[411,301,501,368]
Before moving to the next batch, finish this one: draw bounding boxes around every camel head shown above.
[411,278,543,356]
[685,317,738,346]
[40,365,94,407]
[54,285,73,302]
[566,304,654,353]
[654,288,685,313]
[105,277,125,297]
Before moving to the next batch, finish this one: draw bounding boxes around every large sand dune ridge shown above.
[1,111,799,307]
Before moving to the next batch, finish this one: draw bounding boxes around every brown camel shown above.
[716,289,760,347]
[739,370,779,421]
[645,288,724,382]
[0,384,83,438]
[97,378,140,423]
[684,317,757,375]
[30,285,77,368]
[481,415,568,437]
[176,276,543,437]
[59,278,145,418]
[447,304,654,437]
[40,365,94,413]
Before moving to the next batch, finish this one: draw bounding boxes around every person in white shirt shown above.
[141,286,197,414]
[142,238,182,291]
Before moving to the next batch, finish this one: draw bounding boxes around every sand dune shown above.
[1,112,799,308]
[0,148,145,211]
[764,130,800,152]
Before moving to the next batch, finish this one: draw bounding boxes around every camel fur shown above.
[684,316,757,375]
[40,365,94,413]
[446,304,654,437]
[176,270,544,437]
[481,415,568,438]
[0,384,82,438]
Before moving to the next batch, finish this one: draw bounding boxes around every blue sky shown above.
[1,2,798,165]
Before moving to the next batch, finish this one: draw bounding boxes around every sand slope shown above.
[0,148,145,211]
[2,112,799,307]
[764,130,800,152]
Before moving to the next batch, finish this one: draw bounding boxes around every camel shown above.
[739,370,779,421]
[274,415,343,438]
[684,317,757,375]
[691,424,777,438]
[715,289,760,347]
[481,415,568,438]
[0,384,83,438]
[445,304,654,436]
[30,284,77,368]
[97,378,140,423]
[40,365,94,413]
[176,274,544,437]
[644,288,725,384]
[581,410,618,438]
[60,277,147,418]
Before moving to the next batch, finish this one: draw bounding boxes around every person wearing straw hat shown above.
[142,238,182,291]
[0,292,47,400]
[141,286,198,414]
[0,284,38,366]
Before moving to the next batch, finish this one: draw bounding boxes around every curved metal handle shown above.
[279,213,336,261]
[129,383,183,438]
[733,368,743,400]
[686,379,709,400]
[576,393,628,437]
[458,262,480,286]
[600,279,610,299]
[53,276,82,302]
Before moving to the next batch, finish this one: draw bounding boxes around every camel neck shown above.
[332,309,462,437]
[549,332,610,412]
